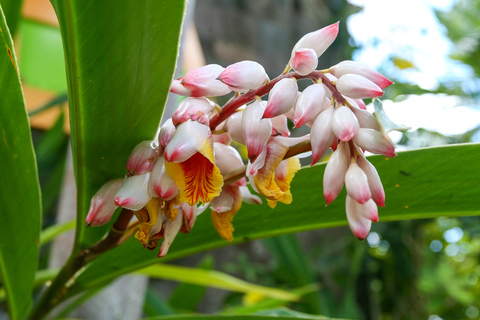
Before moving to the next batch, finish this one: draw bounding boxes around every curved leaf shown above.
[0,6,41,320]
[140,315,337,320]
[50,0,186,251]
[64,144,480,299]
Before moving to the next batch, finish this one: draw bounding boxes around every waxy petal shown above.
[310,105,335,165]
[357,155,385,207]
[329,60,393,89]
[86,178,123,226]
[170,78,192,96]
[158,118,176,149]
[264,78,298,118]
[180,202,197,233]
[164,120,211,163]
[172,97,216,126]
[271,115,290,137]
[323,142,349,205]
[353,128,396,158]
[181,64,231,97]
[224,111,245,144]
[214,142,244,176]
[148,156,179,200]
[239,186,263,205]
[294,83,327,128]
[345,162,371,204]
[291,22,339,59]
[217,60,268,93]
[332,106,360,141]
[345,195,372,240]
[211,185,242,241]
[158,209,183,258]
[114,173,152,211]
[290,48,318,76]
[126,140,160,175]
[267,157,301,208]
[336,74,384,99]
[351,105,381,131]
[242,100,272,162]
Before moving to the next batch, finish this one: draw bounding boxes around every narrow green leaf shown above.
[40,220,76,246]
[66,144,480,301]
[0,0,22,35]
[0,5,41,320]
[49,0,186,250]
[141,314,343,320]
[137,264,299,302]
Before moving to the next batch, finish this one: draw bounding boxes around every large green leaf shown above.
[0,5,41,320]
[0,0,22,35]
[64,143,480,299]
[50,0,186,250]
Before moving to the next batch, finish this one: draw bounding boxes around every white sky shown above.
[346,0,480,142]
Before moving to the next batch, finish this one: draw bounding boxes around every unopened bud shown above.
[126,140,160,175]
[217,61,269,93]
[336,74,384,99]
[290,48,318,76]
[85,178,123,226]
[263,78,298,118]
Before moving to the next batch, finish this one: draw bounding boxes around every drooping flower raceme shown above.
[86,21,405,258]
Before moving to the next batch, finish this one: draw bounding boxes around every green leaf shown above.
[0,0,22,35]
[49,0,186,251]
[64,144,480,300]
[140,316,335,320]
[0,5,41,320]
[136,264,299,301]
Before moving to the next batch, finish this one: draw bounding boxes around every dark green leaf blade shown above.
[0,6,41,320]
[50,0,186,250]
[66,144,480,299]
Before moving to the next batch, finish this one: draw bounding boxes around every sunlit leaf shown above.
[0,6,41,319]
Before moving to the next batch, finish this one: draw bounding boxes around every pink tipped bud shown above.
[158,209,183,258]
[181,202,197,233]
[126,140,160,175]
[351,106,381,131]
[242,100,272,162]
[336,74,384,99]
[172,97,216,126]
[291,21,339,59]
[323,142,349,205]
[329,60,393,89]
[353,128,396,158]
[170,78,192,96]
[224,111,245,144]
[85,178,123,226]
[264,78,298,118]
[181,64,231,97]
[357,155,385,207]
[332,106,360,141]
[164,120,211,163]
[345,195,373,240]
[271,115,290,137]
[114,173,152,211]
[217,60,268,93]
[289,48,318,76]
[345,162,371,204]
[294,83,328,128]
[158,119,176,149]
[311,105,335,165]
[148,157,179,200]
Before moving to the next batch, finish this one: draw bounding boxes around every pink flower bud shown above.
[224,111,245,145]
[294,83,328,128]
[351,106,381,131]
[114,173,152,211]
[291,22,339,59]
[164,120,211,163]
[329,60,393,89]
[126,140,160,175]
[158,119,175,149]
[148,157,179,200]
[332,106,359,141]
[242,100,272,162]
[353,128,396,158]
[323,142,349,205]
[170,78,192,96]
[310,105,335,165]
[289,48,318,76]
[181,202,197,233]
[181,64,231,97]
[345,162,371,204]
[85,178,123,226]
[172,97,216,126]
[158,209,183,258]
[336,74,384,99]
[357,155,385,207]
[263,78,298,118]
[217,61,269,93]
[345,195,373,240]
[271,115,290,137]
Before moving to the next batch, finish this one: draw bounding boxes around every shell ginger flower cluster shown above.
[85,21,405,258]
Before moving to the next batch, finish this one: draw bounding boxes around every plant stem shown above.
[28,209,134,320]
